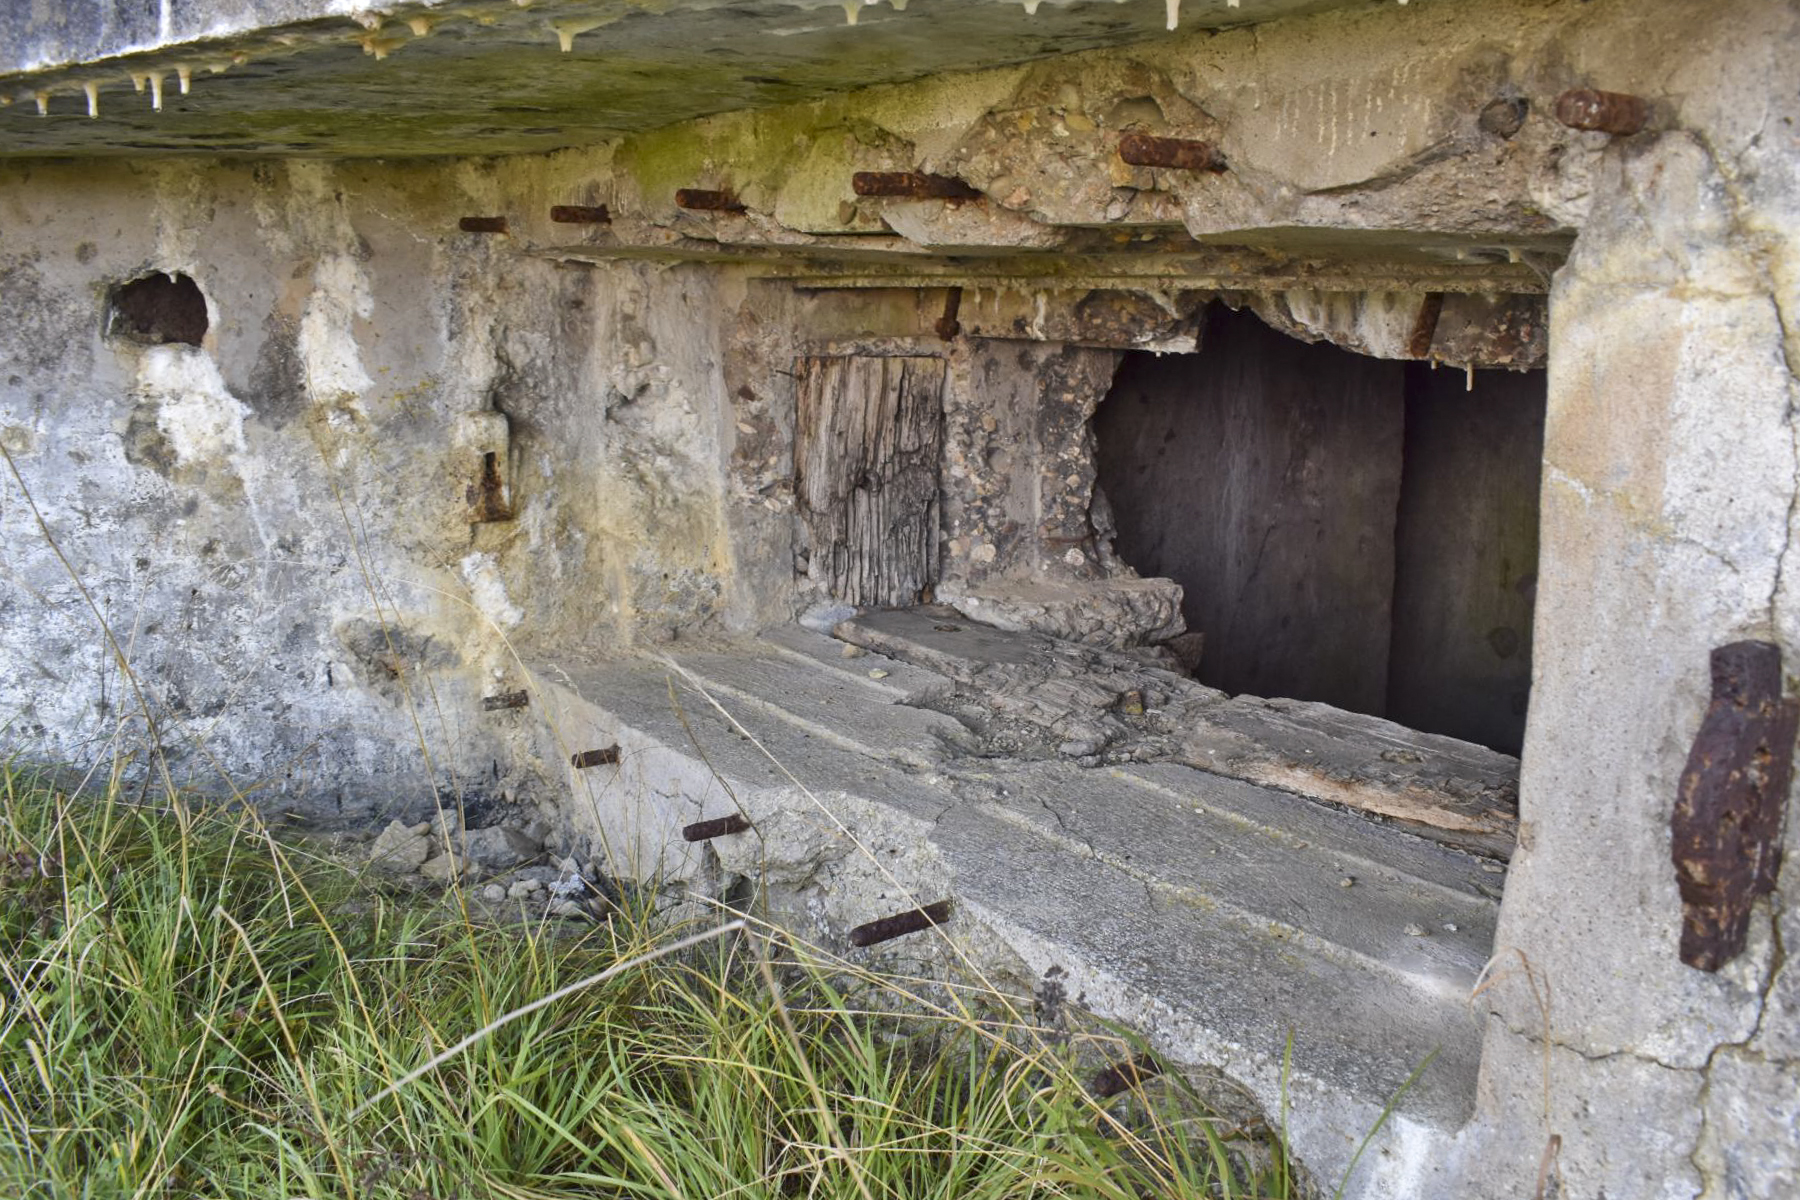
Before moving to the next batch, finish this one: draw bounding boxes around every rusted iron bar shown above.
[550,204,611,224]
[1671,640,1797,971]
[571,746,621,769]
[849,899,953,947]
[853,171,981,200]
[1407,292,1445,360]
[1092,1054,1162,1099]
[458,216,508,234]
[467,450,511,523]
[1117,133,1227,173]
[675,188,746,213]
[682,813,753,842]
[935,287,963,341]
[481,690,529,712]
[1553,88,1649,136]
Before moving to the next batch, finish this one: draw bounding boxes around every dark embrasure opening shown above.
[1093,305,1544,754]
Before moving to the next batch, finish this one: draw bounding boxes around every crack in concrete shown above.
[1485,1013,1696,1077]
[1685,130,1800,632]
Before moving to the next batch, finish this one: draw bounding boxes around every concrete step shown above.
[525,628,1501,1197]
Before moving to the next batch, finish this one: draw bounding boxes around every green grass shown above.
[0,765,1295,1200]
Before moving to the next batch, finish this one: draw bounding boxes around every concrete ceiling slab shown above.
[1,0,1377,157]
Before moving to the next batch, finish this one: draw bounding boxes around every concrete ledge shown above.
[525,626,1505,1197]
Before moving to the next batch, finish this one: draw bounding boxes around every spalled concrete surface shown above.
[528,624,1505,1197]
[0,0,1367,156]
[0,156,790,821]
[835,606,1521,859]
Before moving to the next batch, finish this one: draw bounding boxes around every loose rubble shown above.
[360,812,617,922]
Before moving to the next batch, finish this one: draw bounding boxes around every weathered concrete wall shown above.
[1442,5,1800,1197]
[0,156,782,822]
[1386,365,1543,755]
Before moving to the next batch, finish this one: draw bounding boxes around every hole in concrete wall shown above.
[107,272,208,347]
[1093,305,1544,754]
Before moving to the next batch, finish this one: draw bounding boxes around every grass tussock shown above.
[0,764,1295,1200]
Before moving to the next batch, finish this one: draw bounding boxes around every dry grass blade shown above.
[350,919,748,1120]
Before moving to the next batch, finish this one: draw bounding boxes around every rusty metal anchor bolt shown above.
[682,813,753,842]
[1092,1054,1163,1099]
[571,746,621,769]
[458,216,509,234]
[852,171,981,200]
[1117,133,1228,173]
[550,204,611,224]
[848,900,953,947]
[1552,88,1650,136]
[481,690,530,712]
[674,189,747,213]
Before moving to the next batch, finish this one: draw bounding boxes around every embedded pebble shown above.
[1339,876,1355,888]
[868,668,890,679]
[507,880,539,899]
[1442,922,1460,933]
[841,644,867,659]
[482,884,507,902]
[1480,861,1506,874]
[548,898,586,918]
[1404,923,1429,937]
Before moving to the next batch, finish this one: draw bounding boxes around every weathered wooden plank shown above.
[796,355,946,607]
[1178,697,1519,861]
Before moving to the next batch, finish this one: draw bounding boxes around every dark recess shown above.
[1093,304,1544,753]
[108,272,208,346]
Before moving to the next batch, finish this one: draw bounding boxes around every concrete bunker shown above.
[1093,304,1545,754]
[4,0,1798,1195]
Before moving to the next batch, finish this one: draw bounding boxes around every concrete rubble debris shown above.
[836,607,1518,859]
[367,820,432,874]
[461,824,544,870]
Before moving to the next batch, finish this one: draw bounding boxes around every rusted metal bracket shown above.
[458,216,509,234]
[481,689,529,712]
[1671,640,1797,972]
[1553,88,1650,136]
[853,171,981,200]
[849,900,953,947]
[1117,133,1227,173]
[571,746,621,769]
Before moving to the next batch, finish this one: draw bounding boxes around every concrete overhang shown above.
[2,0,1376,157]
